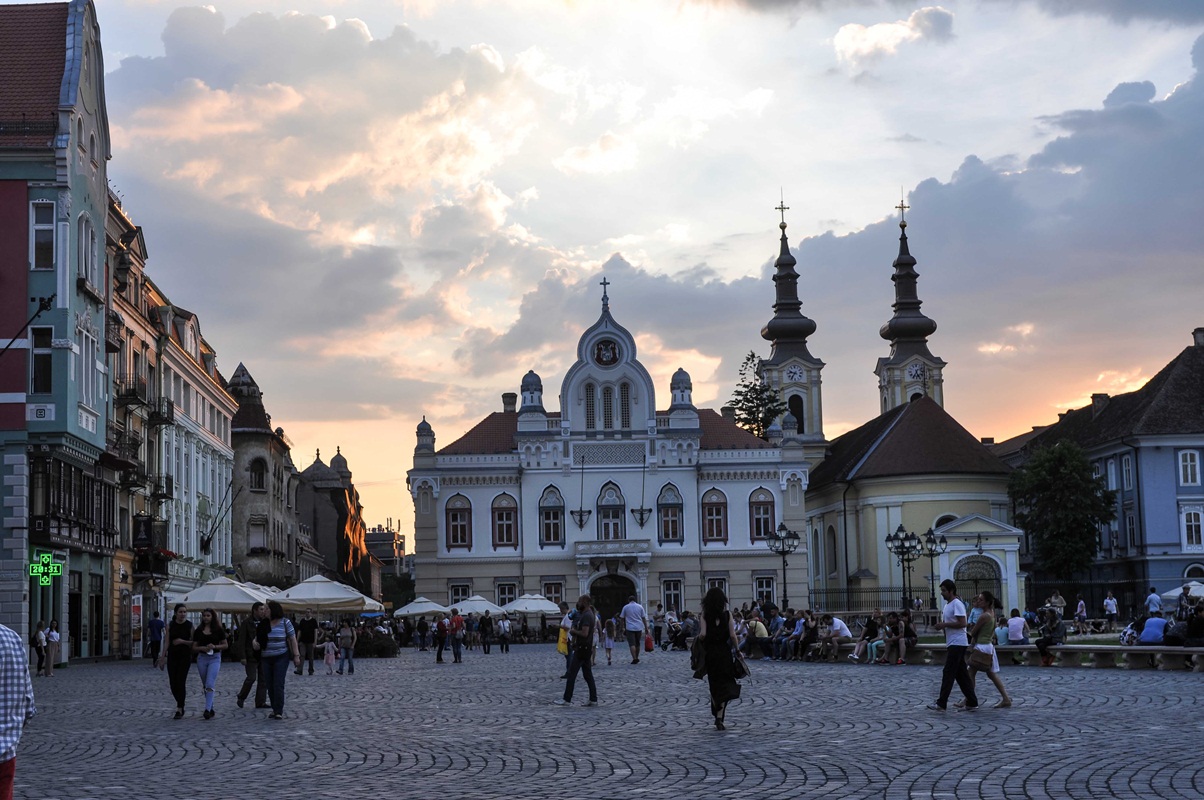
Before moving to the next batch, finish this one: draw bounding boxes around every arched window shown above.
[702,489,728,544]
[657,484,683,543]
[491,494,518,550]
[584,383,596,431]
[748,488,774,541]
[1185,563,1204,580]
[597,482,625,540]
[788,394,805,433]
[826,525,838,576]
[89,133,96,163]
[539,486,565,547]
[620,382,631,429]
[249,458,267,492]
[445,494,472,549]
[935,514,957,529]
[602,386,614,430]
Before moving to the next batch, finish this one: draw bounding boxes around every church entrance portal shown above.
[953,556,1002,609]
[590,574,636,625]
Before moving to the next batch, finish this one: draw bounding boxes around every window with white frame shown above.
[597,482,625,541]
[542,581,563,607]
[1180,451,1200,486]
[657,484,683,543]
[749,488,775,542]
[77,215,98,287]
[1106,459,1117,491]
[449,584,471,606]
[702,489,728,543]
[1182,505,1203,551]
[662,579,682,614]
[1122,455,1133,491]
[705,576,728,595]
[78,331,97,409]
[754,576,776,607]
[539,486,564,547]
[30,202,55,270]
[492,494,518,549]
[1126,514,1136,550]
[29,327,52,393]
[445,494,472,549]
[497,583,518,607]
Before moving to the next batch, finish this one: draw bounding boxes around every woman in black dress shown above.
[157,603,194,719]
[699,587,744,730]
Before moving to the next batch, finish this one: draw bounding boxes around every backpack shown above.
[1119,625,1137,646]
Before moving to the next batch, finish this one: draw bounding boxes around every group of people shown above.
[410,609,520,662]
[28,620,61,677]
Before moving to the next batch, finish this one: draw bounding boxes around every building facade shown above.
[297,449,372,593]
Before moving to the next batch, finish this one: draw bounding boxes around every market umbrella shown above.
[502,594,561,615]
[278,575,385,612]
[394,597,450,617]
[454,594,504,615]
[1161,581,1204,601]
[179,577,271,613]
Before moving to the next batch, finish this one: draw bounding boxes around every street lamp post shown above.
[921,528,948,610]
[885,524,922,611]
[766,523,801,610]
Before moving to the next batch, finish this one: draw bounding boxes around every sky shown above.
[43,0,1204,534]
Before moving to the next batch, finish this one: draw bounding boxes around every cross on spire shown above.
[895,189,909,224]
[600,276,610,311]
[776,193,790,226]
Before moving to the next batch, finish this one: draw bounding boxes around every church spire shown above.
[760,205,817,362]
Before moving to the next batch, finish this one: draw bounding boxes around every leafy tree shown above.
[1008,441,1117,579]
[729,351,786,440]
[380,571,415,611]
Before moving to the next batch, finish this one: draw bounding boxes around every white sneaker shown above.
[552,698,569,706]
[847,653,858,662]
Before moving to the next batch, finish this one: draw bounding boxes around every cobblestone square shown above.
[18,646,1202,799]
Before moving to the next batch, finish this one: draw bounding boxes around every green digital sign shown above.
[29,552,62,586]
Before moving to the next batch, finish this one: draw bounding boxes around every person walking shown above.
[1145,587,1163,616]
[449,608,465,663]
[553,595,598,707]
[0,622,35,800]
[44,621,60,677]
[1103,591,1119,633]
[296,609,319,676]
[415,616,430,651]
[479,611,494,655]
[927,580,979,712]
[30,622,46,678]
[323,639,337,674]
[261,600,302,720]
[698,587,743,731]
[959,592,1011,709]
[619,596,649,664]
[336,620,356,675]
[235,602,268,710]
[652,603,666,648]
[496,614,512,653]
[158,604,194,719]
[146,611,165,665]
[557,602,573,677]
[191,609,228,720]
[435,613,449,663]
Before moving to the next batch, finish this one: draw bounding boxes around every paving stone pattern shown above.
[17,647,1203,799]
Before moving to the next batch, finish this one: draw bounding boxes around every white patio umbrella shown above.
[278,575,385,613]
[393,597,450,617]
[179,577,271,613]
[1161,581,1204,601]
[453,594,504,615]
[502,594,562,615]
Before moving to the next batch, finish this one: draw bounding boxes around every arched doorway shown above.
[590,574,636,624]
[953,555,1002,609]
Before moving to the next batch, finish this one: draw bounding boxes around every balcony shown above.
[103,426,143,470]
[119,467,147,492]
[104,310,124,353]
[76,276,105,305]
[114,373,148,407]
[151,474,174,501]
[147,397,175,428]
[574,538,653,576]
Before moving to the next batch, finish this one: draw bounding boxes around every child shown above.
[603,618,616,666]
[323,639,337,674]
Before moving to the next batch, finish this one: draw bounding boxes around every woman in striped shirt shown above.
[262,600,302,720]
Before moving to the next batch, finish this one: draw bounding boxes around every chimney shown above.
[1193,327,1204,347]
[1091,393,1109,418]
[720,405,736,421]
[980,437,994,445]
[502,392,517,413]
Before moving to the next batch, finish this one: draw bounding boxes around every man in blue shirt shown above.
[146,611,165,665]
[1145,587,1163,615]
[1138,612,1168,644]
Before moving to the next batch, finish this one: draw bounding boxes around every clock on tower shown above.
[785,365,804,382]
[905,362,926,381]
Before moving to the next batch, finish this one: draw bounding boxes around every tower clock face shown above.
[785,366,804,382]
[906,362,926,380]
[593,339,620,366]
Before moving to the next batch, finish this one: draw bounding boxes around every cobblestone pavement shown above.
[17,646,1203,799]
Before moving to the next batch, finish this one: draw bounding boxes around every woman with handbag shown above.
[698,587,744,731]
[959,591,1012,709]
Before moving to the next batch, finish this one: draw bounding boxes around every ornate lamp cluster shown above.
[766,523,801,609]
[886,524,948,610]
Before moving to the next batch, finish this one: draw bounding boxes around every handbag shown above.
[732,654,750,680]
[965,647,993,671]
[644,633,654,653]
[556,629,569,656]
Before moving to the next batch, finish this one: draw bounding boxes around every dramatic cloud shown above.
[833,6,954,68]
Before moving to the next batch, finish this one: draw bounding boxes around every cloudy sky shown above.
[56,0,1204,530]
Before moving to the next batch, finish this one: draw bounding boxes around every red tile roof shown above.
[0,3,68,149]
[437,408,773,455]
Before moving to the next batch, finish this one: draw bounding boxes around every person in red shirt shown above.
[449,610,465,663]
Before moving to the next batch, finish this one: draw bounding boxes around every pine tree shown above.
[729,351,786,440]
[1008,441,1117,579]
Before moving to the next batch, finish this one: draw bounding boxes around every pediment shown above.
[935,513,1021,536]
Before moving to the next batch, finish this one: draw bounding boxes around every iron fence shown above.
[1026,578,1147,623]
[809,586,919,614]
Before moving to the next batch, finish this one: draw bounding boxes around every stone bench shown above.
[899,642,1204,671]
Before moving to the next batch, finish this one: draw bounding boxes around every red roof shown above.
[438,408,773,455]
[0,3,67,149]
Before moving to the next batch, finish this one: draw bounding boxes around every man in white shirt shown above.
[928,579,979,711]
[619,596,649,664]
[1102,591,1119,633]
[816,614,852,661]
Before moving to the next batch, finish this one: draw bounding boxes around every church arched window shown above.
[491,493,517,550]
[539,486,564,547]
[788,394,805,433]
[446,494,472,549]
[826,525,838,576]
[620,382,631,429]
[584,383,596,430]
[602,386,614,430]
[657,484,682,543]
[597,482,625,540]
[748,488,774,541]
[702,489,728,544]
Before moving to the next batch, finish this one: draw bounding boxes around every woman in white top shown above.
[45,619,61,677]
